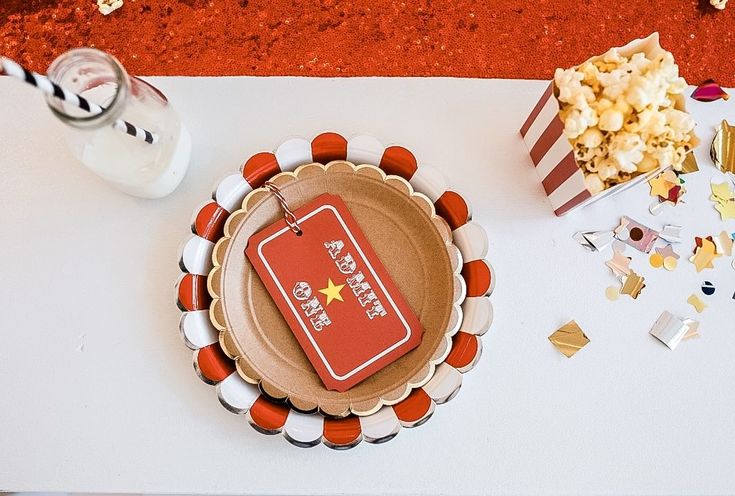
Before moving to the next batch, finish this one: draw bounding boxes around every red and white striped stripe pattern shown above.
[175,132,494,449]
[520,83,592,216]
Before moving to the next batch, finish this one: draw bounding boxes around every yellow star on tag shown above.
[318,278,345,305]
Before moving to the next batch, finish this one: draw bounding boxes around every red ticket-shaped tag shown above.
[245,193,423,392]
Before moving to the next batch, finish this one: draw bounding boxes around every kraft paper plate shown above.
[208,162,464,417]
[176,131,494,449]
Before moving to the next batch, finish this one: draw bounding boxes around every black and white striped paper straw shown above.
[1,57,158,144]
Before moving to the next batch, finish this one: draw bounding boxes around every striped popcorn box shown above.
[519,33,694,216]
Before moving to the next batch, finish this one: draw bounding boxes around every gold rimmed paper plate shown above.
[208,161,464,417]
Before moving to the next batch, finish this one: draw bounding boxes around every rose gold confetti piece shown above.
[656,244,680,260]
[605,286,620,301]
[548,320,590,358]
[606,251,632,277]
[620,271,645,299]
[687,294,707,313]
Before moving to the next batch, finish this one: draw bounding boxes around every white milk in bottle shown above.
[46,48,191,198]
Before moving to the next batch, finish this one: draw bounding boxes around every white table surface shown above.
[1,77,734,495]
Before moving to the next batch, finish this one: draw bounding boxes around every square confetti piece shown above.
[549,320,590,358]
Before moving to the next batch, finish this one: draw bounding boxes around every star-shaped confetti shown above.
[649,172,675,198]
[649,244,680,271]
[690,238,720,272]
[710,180,735,220]
[620,271,645,299]
[649,170,685,205]
[606,251,632,277]
[657,244,680,260]
[715,201,735,220]
[711,181,734,202]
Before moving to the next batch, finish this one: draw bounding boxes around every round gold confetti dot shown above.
[663,256,678,271]
[649,252,664,268]
[605,286,620,301]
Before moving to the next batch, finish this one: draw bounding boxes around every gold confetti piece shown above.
[606,251,632,277]
[605,285,620,301]
[649,252,664,268]
[687,294,707,313]
[711,120,735,174]
[548,320,590,358]
[711,181,734,204]
[680,152,700,174]
[663,257,678,271]
[715,201,735,220]
[715,230,734,256]
[649,172,675,198]
[690,238,720,272]
[620,271,645,299]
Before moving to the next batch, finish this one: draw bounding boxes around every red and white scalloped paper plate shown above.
[175,132,495,449]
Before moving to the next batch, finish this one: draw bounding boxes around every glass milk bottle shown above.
[45,48,191,198]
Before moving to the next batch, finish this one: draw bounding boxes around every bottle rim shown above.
[45,48,129,129]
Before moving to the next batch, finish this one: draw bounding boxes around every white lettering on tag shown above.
[324,239,387,319]
[292,281,331,332]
